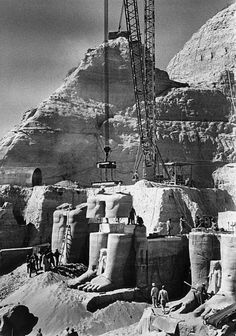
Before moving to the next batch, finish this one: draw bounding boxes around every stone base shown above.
[77,287,142,312]
[99,223,125,233]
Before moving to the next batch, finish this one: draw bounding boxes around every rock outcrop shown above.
[0,5,234,188]
[0,202,25,249]
[167,3,236,92]
[213,163,236,205]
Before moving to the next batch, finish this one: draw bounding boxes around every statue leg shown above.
[82,233,133,292]
[67,232,108,288]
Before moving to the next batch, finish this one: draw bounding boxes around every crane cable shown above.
[118,2,125,33]
[133,142,143,173]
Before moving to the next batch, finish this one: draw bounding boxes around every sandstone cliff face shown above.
[213,163,236,205]
[167,3,236,92]
[0,202,25,249]
[0,4,235,189]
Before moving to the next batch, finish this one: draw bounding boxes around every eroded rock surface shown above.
[0,4,235,188]
[167,3,236,91]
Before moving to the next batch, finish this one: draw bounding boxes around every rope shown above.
[118,2,124,32]
[133,142,142,172]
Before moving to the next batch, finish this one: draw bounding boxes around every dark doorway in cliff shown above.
[32,168,42,187]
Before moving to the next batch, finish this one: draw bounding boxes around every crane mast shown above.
[123,0,169,181]
[123,0,155,180]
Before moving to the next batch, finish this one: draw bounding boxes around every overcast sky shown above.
[0,0,234,136]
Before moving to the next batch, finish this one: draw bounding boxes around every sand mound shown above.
[0,264,29,300]
[80,301,148,335]
[1,271,92,335]
[0,268,147,336]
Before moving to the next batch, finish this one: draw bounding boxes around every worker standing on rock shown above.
[29,255,38,277]
[158,285,169,314]
[46,249,55,268]
[42,253,50,272]
[26,254,31,274]
[34,253,39,271]
[150,283,158,308]
[166,218,171,236]
[179,216,186,234]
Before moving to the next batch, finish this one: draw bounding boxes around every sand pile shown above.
[80,301,148,335]
[0,268,147,336]
[0,264,29,300]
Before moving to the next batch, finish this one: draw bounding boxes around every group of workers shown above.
[26,246,61,277]
[165,215,219,236]
[194,215,218,230]
[151,282,210,313]
[150,283,169,313]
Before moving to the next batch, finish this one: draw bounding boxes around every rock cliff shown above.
[167,3,236,92]
[0,5,235,188]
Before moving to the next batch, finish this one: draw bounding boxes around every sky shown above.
[0,0,234,136]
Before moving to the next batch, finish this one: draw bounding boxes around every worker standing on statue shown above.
[150,283,158,308]
[179,216,186,234]
[158,285,169,314]
[128,207,136,225]
[54,249,61,267]
[166,218,171,236]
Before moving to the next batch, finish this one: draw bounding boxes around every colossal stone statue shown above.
[78,233,134,292]
[68,232,108,288]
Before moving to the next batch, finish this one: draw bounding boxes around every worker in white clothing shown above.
[158,285,169,313]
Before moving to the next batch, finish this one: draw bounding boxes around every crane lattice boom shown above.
[123,0,154,175]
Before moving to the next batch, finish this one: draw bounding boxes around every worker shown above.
[36,328,43,336]
[33,253,39,271]
[150,283,158,308]
[195,283,208,305]
[46,250,55,268]
[166,218,171,236]
[54,249,61,267]
[211,218,219,231]
[26,254,31,274]
[179,216,186,234]
[128,207,136,225]
[194,215,200,228]
[29,255,38,277]
[158,285,169,314]
[42,253,50,272]
[136,216,144,226]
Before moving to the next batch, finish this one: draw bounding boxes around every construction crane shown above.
[95,0,169,184]
[123,0,170,181]
[93,0,118,187]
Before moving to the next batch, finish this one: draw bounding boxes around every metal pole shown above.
[104,0,110,156]
[104,0,110,181]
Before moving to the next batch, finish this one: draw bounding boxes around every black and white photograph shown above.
[0,0,235,335]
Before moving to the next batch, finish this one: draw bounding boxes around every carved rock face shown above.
[0,5,235,188]
[167,3,236,91]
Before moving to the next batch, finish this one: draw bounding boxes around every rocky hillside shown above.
[167,4,236,91]
[0,4,235,188]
